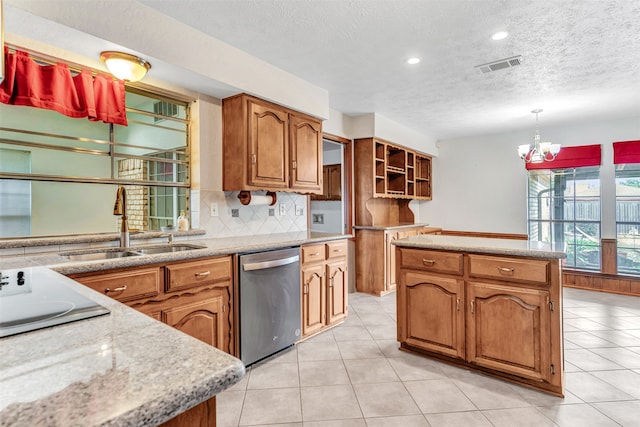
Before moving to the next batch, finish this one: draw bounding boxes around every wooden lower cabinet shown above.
[400,272,465,359]
[397,247,563,396]
[163,295,226,349]
[467,282,551,382]
[356,226,441,296]
[300,240,349,339]
[70,255,236,356]
[326,259,348,324]
[301,263,326,337]
[160,397,216,427]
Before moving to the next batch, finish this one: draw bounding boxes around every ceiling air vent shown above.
[475,55,523,74]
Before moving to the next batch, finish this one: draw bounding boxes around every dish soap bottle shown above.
[177,210,189,231]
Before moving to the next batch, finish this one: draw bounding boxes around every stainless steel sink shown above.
[60,248,141,261]
[59,244,206,261]
[132,244,206,255]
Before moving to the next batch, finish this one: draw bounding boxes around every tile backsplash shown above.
[194,190,308,237]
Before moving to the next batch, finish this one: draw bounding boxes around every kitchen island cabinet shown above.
[394,235,565,396]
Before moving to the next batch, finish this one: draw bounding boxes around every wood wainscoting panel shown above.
[601,239,617,275]
[563,270,640,297]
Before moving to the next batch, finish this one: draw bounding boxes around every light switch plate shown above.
[210,203,218,217]
[279,204,286,216]
[295,205,303,216]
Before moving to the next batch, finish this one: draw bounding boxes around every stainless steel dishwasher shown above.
[239,247,301,366]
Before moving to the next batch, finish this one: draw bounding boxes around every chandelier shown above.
[518,109,561,163]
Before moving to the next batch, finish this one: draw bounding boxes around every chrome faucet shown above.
[113,186,130,248]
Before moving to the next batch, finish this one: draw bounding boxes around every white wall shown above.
[420,115,640,237]
[341,112,438,156]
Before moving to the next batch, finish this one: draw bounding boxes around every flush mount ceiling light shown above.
[100,51,151,82]
[491,31,509,41]
[407,57,421,65]
[518,109,561,163]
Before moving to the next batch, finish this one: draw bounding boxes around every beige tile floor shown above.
[217,288,640,426]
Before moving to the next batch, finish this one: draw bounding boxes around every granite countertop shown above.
[0,231,351,273]
[353,223,436,231]
[393,234,567,259]
[0,267,245,427]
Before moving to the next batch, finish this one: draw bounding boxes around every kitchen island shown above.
[0,268,245,427]
[393,234,566,396]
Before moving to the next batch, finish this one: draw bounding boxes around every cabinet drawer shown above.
[400,248,463,275]
[77,268,162,302]
[326,240,348,259]
[468,254,549,285]
[302,244,326,264]
[165,257,232,293]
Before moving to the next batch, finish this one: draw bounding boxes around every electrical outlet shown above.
[279,204,286,216]
[210,203,218,217]
[295,205,303,216]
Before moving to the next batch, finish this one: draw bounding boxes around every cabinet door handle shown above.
[195,271,211,278]
[303,284,309,294]
[333,249,343,253]
[456,298,460,311]
[292,160,297,169]
[422,259,436,266]
[105,285,127,293]
[310,252,321,257]
[470,300,475,314]
[497,267,514,275]
[251,154,256,164]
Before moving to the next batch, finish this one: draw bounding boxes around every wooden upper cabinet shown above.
[223,93,322,194]
[311,164,342,201]
[290,113,322,192]
[249,101,289,189]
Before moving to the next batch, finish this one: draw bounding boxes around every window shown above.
[615,164,640,275]
[528,167,601,270]
[0,82,190,237]
[0,149,32,237]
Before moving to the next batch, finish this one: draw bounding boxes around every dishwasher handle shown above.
[242,255,300,271]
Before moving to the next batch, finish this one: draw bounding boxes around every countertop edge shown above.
[1,232,352,273]
[393,236,567,259]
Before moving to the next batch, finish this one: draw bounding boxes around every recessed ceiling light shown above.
[491,31,509,41]
[407,57,420,65]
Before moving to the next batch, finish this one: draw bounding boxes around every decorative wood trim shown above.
[601,238,617,275]
[322,132,354,238]
[441,230,529,240]
[322,132,351,144]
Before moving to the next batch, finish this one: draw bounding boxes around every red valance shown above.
[0,48,127,126]
[526,144,601,170]
[613,140,640,164]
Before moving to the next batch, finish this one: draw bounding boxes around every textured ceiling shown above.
[138,0,640,140]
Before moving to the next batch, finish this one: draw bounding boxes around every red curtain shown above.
[0,48,127,126]
[525,144,601,170]
[613,140,640,164]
